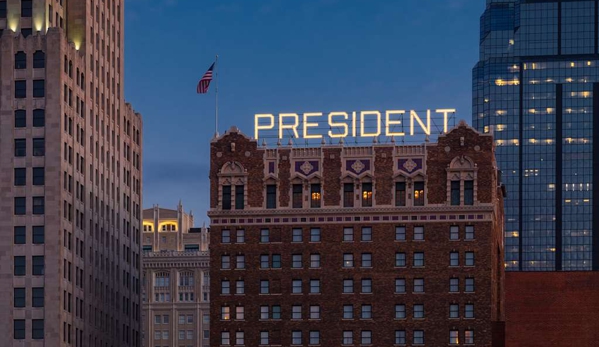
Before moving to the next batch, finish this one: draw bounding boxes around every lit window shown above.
[310,183,321,208]
[343,253,354,268]
[413,181,425,206]
[361,182,373,207]
[221,306,230,320]
[449,330,459,345]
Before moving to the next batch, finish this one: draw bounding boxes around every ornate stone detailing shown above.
[300,161,314,175]
[398,158,422,174]
[346,159,371,175]
[295,161,319,176]
[351,160,365,173]
[403,158,417,172]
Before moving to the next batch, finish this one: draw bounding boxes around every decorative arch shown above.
[447,155,478,205]
[179,271,194,286]
[218,161,248,210]
[154,272,170,287]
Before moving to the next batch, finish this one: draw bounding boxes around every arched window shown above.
[179,271,194,286]
[33,51,45,68]
[154,272,170,288]
[15,51,26,69]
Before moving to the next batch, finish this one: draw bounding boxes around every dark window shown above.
[14,139,26,157]
[451,181,460,205]
[32,287,44,307]
[292,184,303,208]
[14,168,26,186]
[32,196,44,214]
[15,51,26,69]
[222,185,231,210]
[464,180,474,205]
[32,319,44,339]
[32,226,44,244]
[310,184,321,208]
[14,319,25,339]
[32,167,44,185]
[14,288,25,307]
[0,1,6,18]
[33,80,45,97]
[414,181,425,206]
[21,0,32,17]
[266,184,276,209]
[14,226,26,244]
[184,244,199,251]
[343,183,354,207]
[235,185,244,210]
[21,28,32,37]
[33,138,44,156]
[142,245,152,252]
[361,182,372,207]
[15,81,26,98]
[32,256,44,275]
[14,256,26,276]
[33,109,45,127]
[15,110,26,127]
[395,182,406,206]
[33,51,45,68]
[14,197,26,215]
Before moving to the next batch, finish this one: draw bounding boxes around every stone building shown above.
[142,203,210,347]
[0,1,143,346]
[208,122,506,347]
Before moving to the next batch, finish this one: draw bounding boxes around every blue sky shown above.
[124,0,485,224]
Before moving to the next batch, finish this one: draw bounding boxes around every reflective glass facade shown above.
[474,0,599,271]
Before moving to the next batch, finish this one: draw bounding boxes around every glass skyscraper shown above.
[474,0,599,271]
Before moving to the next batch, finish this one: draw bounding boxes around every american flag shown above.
[197,62,215,94]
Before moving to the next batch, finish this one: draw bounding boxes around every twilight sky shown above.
[124,0,485,225]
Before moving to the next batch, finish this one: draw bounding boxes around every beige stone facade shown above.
[0,1,142,346]
[142,204,210,347]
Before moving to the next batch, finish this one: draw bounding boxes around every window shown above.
[221,332,230,345]
[33,51,45,68]
[33,167,44,185]
[222,185,231,210]
[272,254,282,268]
[236,229,245,243]
[221,229,230,243]
[15,139,26,157]
[395,278,406,293]
[33,109,45,127]
[361,227,372,241]
[14,288,25,307]
[414,304,424,318]
[395,330,406,345]
[260,331,269,345]
[260,280,269,294]
[14,226,26,244]
[465,252,475,266]
[343,279,353,293]
[307,228,321,243]
[451,180,460,205]
[266,184,277,208]
[221,280,230,294]
[21,0,32,17]
[343,253,354,268]
[236,255,245,269]
[343,183,354,207]
[465,330,474,344]
[309,331,320,345]
[158,315,164,324]
[465,304,474,318]
[292,254,302,268]
[233,184,244,209]
[236,280,245,294]
[292,330,302,345]
[272,305,281,319]
[260,229,270,243]
[361,182,372,207]
[221,306,230,320]
[15,80,26,98]
[0,1,6,18]
[15,110,26,128]
[14,197,26,215]
[30,287,44,308]
[291,305,302,319]
[14,319,25,339]
[309,305,320,319]
[32,226,44,244]
[414,181,425,206]
[15,51,26,69]
[465,226,475,240]
[450,252,459,266]
[309,279,320,294]
[361,253,372,267]
[33,138,44,156]
[221,255,230,269]
[395,226,406,241]
[310,183,321,208]
[413,330,424,345]
[465,278,475,292]
[361,304,372,319]
[464,180,474,205]
[395,304,406,319]
[361,330,372,345]
[361,278,372,293]
[292,228,303,242]
[235,331,245,345]
[395,252,406,267]
[343,305,353,319]
[450,226,459,240]
[450,278,459,292]
[260,254,269,269]
[342,330,353,345]
[14,168,26,186]
[343,227,354,242]
[310,254,320,268]
[33,80,45,97]
[413,226,424,241]
[450,330,459,345]
[32,256,44,275]
[292,184,303,208]
[395,182,406,206]
[449,304,459,318]
[413,252,424,267]
[414,278,424,293]
[32,196,44,214]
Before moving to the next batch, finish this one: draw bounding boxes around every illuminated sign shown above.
[254,109,456,140]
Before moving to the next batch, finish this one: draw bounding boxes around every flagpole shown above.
[215,55,219,137]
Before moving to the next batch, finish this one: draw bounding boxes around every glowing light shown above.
[409,110,430,136]
[360,111,381,137]
[385,110,406,137]
[279,113,300,139]
[565,78,573,82]
[303,112,322,139]
[254,114,275,139]
[570,62,575,67]
[509,39,515,45]
[546,108,554,114]
[588,61,592,66]
[328,112,349,138]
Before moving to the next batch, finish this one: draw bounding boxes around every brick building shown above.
[208,121,505,347]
